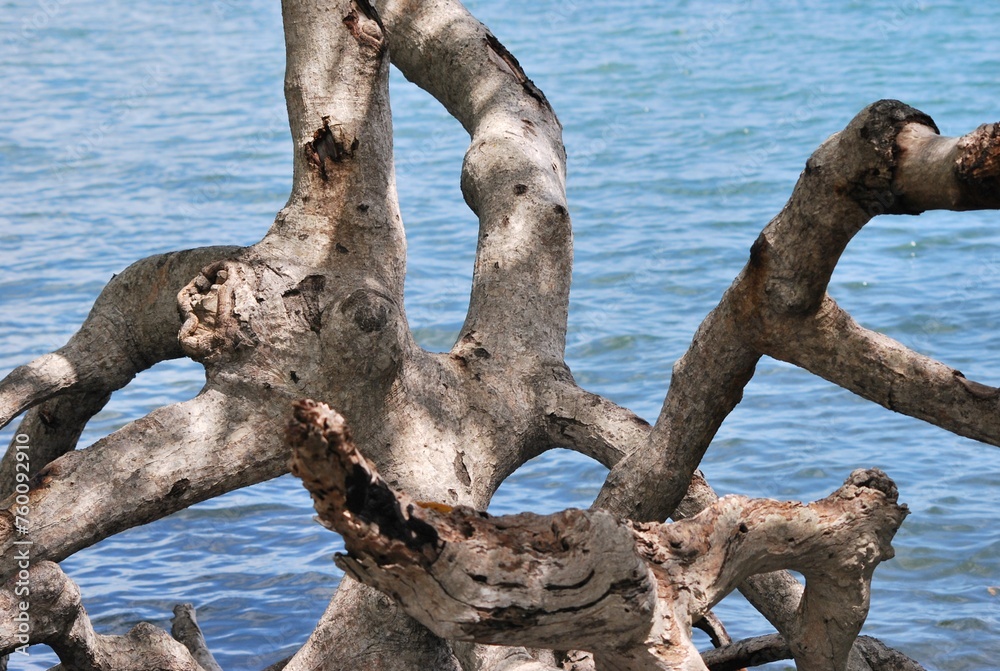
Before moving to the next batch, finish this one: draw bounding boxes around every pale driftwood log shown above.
[0,561,207,670]
[0,0,998,667]
[288,399,907,671]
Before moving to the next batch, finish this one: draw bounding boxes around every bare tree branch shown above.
[0,391,286,581]
[541,380,911,671]
[0,391,111,501]
[700,634,928,671]
[768,297,1000,446]
[596,102,1000,528]
[263,0,409,321]
[171,604,223,671]
[288,400,656,651]
[542,376,650,468]
[0,247,238,431]
[261,657,292,671]
[0,562,206,670]
[0,0,991,665]
[854,636,929,671]
[380,0,573,364]
[594,301,761,522]
[894,122,1000,212]
[694,611,734,650]
[701,634,788,671]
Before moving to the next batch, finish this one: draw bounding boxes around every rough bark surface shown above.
[0,0,998,668]
[288,400,907,671]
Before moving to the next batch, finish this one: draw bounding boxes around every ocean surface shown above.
[1,1,998,669]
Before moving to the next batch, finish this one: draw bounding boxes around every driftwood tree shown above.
[1,0,998,669]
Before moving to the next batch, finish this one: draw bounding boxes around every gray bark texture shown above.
[1,0,998,669]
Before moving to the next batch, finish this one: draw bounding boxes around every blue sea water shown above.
[1,1,999,669]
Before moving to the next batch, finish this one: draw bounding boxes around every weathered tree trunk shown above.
[0,0,998,669]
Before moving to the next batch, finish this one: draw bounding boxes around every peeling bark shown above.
[289,400,907,671]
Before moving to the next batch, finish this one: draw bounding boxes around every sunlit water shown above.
[1,1,999,669]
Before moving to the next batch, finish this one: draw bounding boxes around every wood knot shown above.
[305,118,359,181]
[178,260,254,363]
[343,0,385,53]
[340,288,392,333]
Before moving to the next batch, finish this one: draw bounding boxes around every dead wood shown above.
[289,399,907,671]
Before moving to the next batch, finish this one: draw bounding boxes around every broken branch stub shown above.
[288,399,657,654]
[288,400,907,671]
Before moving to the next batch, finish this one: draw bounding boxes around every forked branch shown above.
[0,246,239,432]
[597,102,1000,526]
[0,246,240,505]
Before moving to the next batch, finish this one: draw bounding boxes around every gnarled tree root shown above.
[288,400,908,671]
